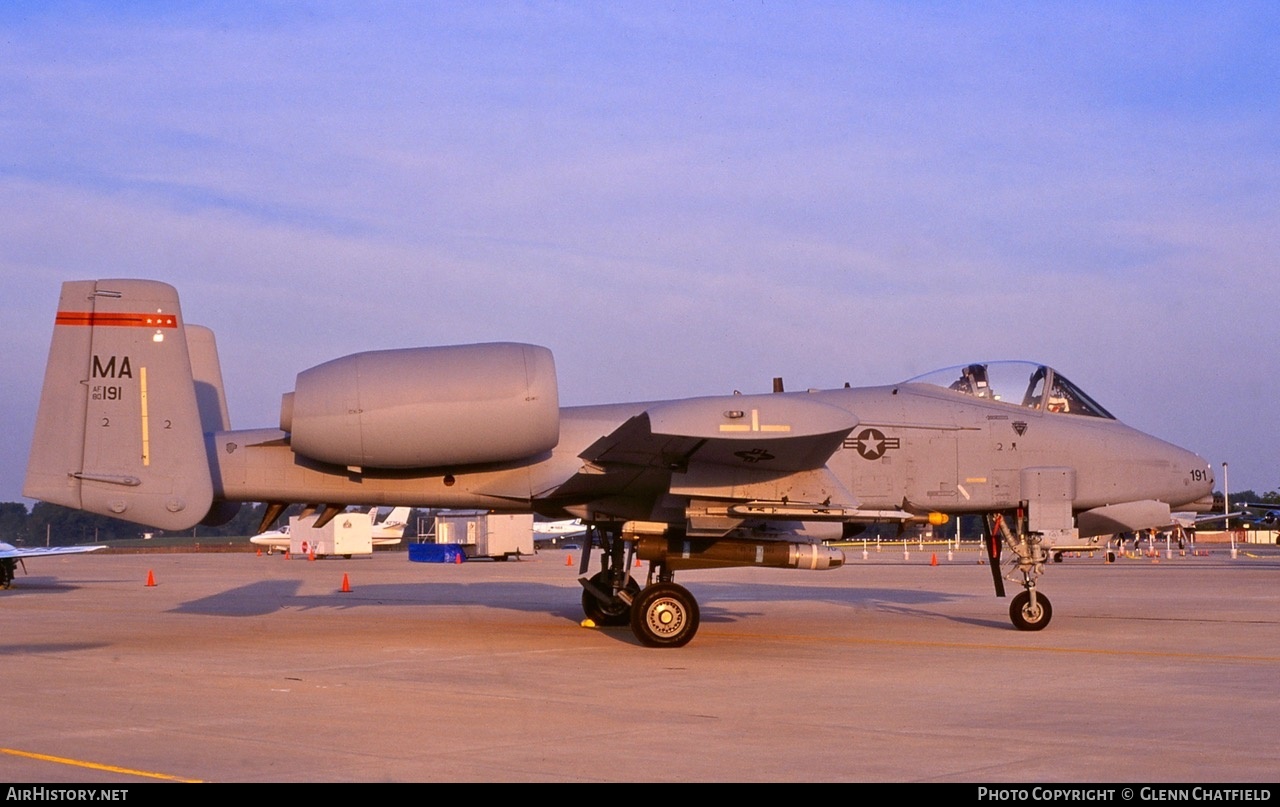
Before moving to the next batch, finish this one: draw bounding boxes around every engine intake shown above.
[280,342,559,469]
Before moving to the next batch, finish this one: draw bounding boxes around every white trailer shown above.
[433,511,533,560]
[289,511,375,558]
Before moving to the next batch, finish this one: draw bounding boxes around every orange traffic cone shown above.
[340,573,351,593]
[145,569,156,587]
[454,552,462,565]
[308,550,315,562]
[635,556,641,568]
[565,553,573,566]
[930,553,938,566]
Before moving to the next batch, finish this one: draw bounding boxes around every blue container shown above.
[408,543,467,563]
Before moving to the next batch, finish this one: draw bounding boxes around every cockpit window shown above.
[1042,370,1114,418]
[904,362,1115,419]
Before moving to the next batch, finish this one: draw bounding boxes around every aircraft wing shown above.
[1171,511,1241,528]
[556,394,863,518]
[1229,503,1280,524]
[0,544,106,559]
[583,394,857,472]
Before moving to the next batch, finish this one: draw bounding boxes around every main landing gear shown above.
[577,524,701,647]
[580,570,639,627]
[630,582,700,648]
[985,511,1054,631]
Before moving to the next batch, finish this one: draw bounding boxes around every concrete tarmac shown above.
[3,544,1278,783]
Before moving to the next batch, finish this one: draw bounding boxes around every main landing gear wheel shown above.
[581,571,640,627]
[630,582,700,648]
[1010,590,1052,631]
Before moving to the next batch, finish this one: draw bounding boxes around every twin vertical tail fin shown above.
[23,280,215,531]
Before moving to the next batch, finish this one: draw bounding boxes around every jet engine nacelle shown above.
[280,343,559,469]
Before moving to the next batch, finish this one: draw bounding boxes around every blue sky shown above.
[2,2,1278,504]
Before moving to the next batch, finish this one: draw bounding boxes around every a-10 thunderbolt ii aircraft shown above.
[24,280,1215,646]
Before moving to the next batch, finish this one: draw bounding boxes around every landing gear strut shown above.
[578,524,640,628]
[577,524,701,647]
[987,511,1055,631]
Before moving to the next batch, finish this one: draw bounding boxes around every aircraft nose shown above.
[1177,446,1215,505]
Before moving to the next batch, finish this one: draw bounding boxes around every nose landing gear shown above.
[987,511,1055,631]
[1009,588,1052,631]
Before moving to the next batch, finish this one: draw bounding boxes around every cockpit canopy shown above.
[904,362,1115,419]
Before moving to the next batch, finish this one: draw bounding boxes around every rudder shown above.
[24,279,214,531]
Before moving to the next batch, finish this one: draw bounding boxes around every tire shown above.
[581,571,639,627]
[630,582,700,647]
[1010,590,1052,631]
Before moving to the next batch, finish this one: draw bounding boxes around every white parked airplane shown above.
[1,542,105,588]
[251,506,411,554]
[533,518,588,539]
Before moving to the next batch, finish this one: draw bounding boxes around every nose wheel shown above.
[630,582,700,647]
[1010,589,1052,631]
